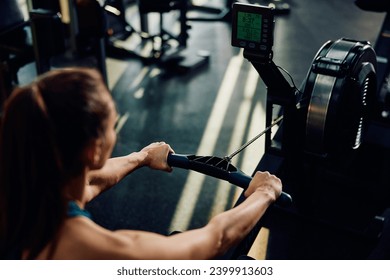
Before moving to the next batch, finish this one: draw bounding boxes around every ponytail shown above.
[0,85,64,259]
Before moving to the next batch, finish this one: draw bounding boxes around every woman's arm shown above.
[68,171,282,260]
[114,183,279,260]
[172,171,282,258]
[85,142,174,201]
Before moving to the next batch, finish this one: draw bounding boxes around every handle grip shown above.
[168,153,292,206]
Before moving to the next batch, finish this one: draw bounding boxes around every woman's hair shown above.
[0,68,111,259]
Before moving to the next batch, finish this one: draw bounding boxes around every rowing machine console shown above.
[231,3,274,59]
[231,2,298,159]
[231,3,293,102]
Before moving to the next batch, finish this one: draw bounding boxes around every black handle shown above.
[167,153,192,169]
[167,153,292,206]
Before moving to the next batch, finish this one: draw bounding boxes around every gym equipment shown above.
[167,153,291,205]
[231,3,377,157]
[30,0,108,83]
[303,38,376,156]
[30,0,61,11]
[165,100,290,259]
[167,3,383,259]
[0,0,33,102]
[69,0,108,84]
[356,0,390,123]
[29,9,66,74]
[136,0,190,61]
[229,2,388,259]
[105,0,209,73]
[186,0,290,22]
[0,1,64,102]
[355,0,390,13]
[187,0,234,22]
[167,153,292,259]
[247,0,290,15]
[354,0,390,260]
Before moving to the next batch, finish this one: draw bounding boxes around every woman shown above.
[0,67,282,259]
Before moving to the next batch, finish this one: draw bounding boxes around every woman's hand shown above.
[244,171,282,202]
[139,142,174,172]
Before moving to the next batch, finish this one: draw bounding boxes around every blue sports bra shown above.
[67,201,92,219]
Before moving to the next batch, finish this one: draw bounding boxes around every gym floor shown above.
[18,0,386,259]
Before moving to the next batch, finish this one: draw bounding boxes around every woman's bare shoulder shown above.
[54,217,140,259]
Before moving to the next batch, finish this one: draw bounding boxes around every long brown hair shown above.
[0,68,111,259]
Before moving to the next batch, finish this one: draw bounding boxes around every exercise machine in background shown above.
[30,0,109,84]
[248,0,290,15]
[105,0,210,73]
[0,0,65,104]
[186,0,234,22]
[186,0,290,21]
[0,0,110,87]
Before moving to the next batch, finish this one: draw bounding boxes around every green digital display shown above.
[231,3,274,52]
[237,11,262,43]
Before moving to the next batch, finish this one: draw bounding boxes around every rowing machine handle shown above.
[167,153,292,207]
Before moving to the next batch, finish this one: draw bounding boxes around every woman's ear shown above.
[85,138,104,169]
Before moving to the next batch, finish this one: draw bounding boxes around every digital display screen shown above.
[236,11,262,43]
[231,3,274,53]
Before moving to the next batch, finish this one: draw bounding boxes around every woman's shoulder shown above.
[58,217,115,258]
[56,217,139,259]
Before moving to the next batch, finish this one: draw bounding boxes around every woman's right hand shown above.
[244,171,282,202]
[139,142,175,172]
